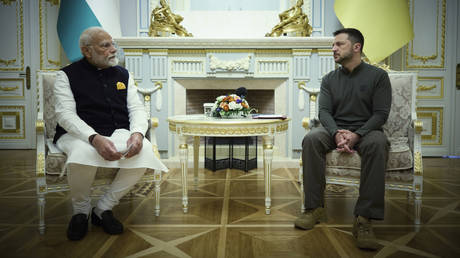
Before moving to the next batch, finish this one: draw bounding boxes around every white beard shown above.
[107,56,119,67]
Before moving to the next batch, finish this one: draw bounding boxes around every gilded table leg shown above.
[193,136,200,185]
[179,136,189,213]
[263,135,274,215]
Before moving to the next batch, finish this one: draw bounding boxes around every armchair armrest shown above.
[410,119,423,176]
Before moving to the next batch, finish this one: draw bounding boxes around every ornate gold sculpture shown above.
[266,0,312,37]
[148,0,192,37]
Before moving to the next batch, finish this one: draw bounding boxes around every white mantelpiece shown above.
[115,37,335,168]
[116,37,334,49]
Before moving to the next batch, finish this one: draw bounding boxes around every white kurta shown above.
[54,70,168,173]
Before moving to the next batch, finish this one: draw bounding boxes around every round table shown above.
[167,114,290,214]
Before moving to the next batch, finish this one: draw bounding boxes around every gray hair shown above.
[79,27,108,48]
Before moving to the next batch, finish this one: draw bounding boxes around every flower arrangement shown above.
[211,94,254,118]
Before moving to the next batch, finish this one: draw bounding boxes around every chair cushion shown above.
[325,137,413,182]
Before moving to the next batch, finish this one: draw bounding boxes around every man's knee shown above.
[302,128,329,149]
[359,131,389,152]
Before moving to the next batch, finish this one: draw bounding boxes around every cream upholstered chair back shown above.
[299,71,423,225]
[42,73,58,140]
[383,73,415,138]
[35,71,164,234]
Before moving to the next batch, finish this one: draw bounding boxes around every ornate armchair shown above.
[299,71,423,224]
[35,71,164,234]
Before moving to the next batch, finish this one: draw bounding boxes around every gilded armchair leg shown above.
[38,195,46,234]
[414,192,422,225]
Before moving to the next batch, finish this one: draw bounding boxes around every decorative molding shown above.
[171,60,204,75]
[256,60,289,75]
[417,107,443,145]
[414,151,423,176]
[168,49,205,55]
[0,1,23,71]
[416,85,436,92]
[0,0,15,6]
[45,0,59,5]
[0,105,25,139]
[36,153,45,177]
[406,0,445,68]
[0,59,16,66]
[209,54,251,72]
[115,37,334,49]
[0,78,24,99]
[416,77,444,99]
[42,0,62,70]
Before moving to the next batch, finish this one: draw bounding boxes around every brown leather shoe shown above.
[352,216,379,250]
[294,207,326,230]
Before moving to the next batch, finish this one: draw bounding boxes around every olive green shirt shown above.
[318,61,392,137]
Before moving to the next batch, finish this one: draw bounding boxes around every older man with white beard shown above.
[53,27,168,241]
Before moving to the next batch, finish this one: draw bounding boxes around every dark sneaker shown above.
[294,207,326,230]
[91,208,123,235]
[67,213,88,241]
[352,216,379,250]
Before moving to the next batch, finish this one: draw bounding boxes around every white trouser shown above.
[67,163,146,215]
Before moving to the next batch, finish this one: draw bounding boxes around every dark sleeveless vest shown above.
[53,58,130,143]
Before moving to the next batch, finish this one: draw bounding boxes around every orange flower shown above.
[242,102,248,108]
[223,105,229,111]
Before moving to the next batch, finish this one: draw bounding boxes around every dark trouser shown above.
[302,127,390,220]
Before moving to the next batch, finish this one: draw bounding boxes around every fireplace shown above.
[186,89,274,115]
[173,78,286,116]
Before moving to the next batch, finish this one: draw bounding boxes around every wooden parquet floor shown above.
[1,150,460,257]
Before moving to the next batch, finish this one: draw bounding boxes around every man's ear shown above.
[353,43,362,53]
[81,46,91,59]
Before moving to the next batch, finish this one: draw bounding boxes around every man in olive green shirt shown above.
[294,28,391,250]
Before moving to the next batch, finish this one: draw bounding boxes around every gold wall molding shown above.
[39,0,61,69]
[256,49,293,55]
[1,1,24,71]
[0,0,15,6]
[317,49,333,56]
[0,85,18,91]
[0,105,25,139]
[0,78,24,99]
[168,49,205,55]
[45,0,59,5]
[416,85,436,92]
[416,77,444,99]
[0,59,16,66]
[292,49,312,55]
[417,107,443,145]
[406,0,445,68]
[206,49,255,54]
